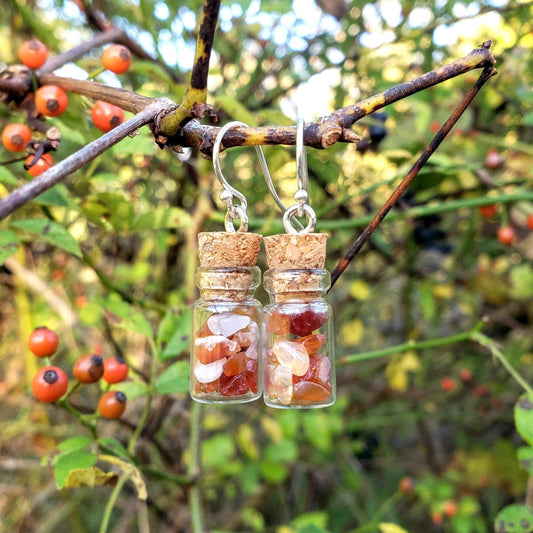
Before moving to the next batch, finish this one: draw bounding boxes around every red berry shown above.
[102,45,131,74]
[91,100,125,133]
[1,123,32,152]
[18,39,48,69]
[479,204,497,218]
[484,148,504,170]
[98,390,127,419]
[32,366,68,402]
[526,214,533,231]
[73,353,104,384]
[440,376,456,392]
[398,476,414,493]
[497,226,515,246]
[34,85,68,117]
[26,153,54,177]
[28,326,59,357]
[103,357,129,384]
[460,368,473,382]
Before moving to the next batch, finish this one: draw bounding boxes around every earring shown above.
[262,119,336,408]
[190,122,263,404]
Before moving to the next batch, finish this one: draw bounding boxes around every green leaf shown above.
[56,436,91,454]
[11,219,82,258]
[54,450,97,489]
[155,360,190,394]
[202,434,236,468]
[0,166,18,185]
[110,380,148,400]
[510,265,533,300]
[111,130,154,156]
[103,296,152,338]
[494,504,533,533]
[34,184,78,210]
[133,206,192,231]
[98,437,130,460]
[517,447,533,475]
[515,394,533,447]
[259,459,288,483]
[158,307,191,360]
[291,512,328,530]
[522,112,533,127]
[0,229,19,264]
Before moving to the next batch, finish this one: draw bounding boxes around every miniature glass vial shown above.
[263,268,336,408]
[191,266,262,403]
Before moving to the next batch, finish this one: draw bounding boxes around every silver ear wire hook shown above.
[282,118,316,234]
[213,121,252,232]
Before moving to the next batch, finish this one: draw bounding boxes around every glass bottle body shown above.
[263,269,336,408]
[191,267,262,404]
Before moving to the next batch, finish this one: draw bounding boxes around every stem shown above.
[99,475,127,533]
[472,332,533,395]
[127,337,158,455]
[338,322,484,365]
[39,74,154,113]
[0,99,176,221]
[189,401,204,533]
[329,63,496,289]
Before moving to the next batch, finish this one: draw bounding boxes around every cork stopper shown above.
[198,232,262,267]
[263,233,329,298]
[264,233,327,269]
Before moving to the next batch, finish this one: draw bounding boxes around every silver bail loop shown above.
[213,121,250,233]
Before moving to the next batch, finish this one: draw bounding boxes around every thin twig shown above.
[329,62,496,289]
[0,98,176,220]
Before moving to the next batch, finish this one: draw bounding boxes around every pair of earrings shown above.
[190,121,336,409]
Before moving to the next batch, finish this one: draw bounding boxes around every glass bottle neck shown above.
[263,268,330,303]
[196,266,260,302]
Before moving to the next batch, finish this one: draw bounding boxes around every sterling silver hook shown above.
[282,118,316,234]
[213,121,253,232]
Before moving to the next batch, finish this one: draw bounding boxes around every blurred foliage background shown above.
[1,0,533,532]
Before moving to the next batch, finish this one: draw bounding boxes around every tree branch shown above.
[329,62,497,289]
[0,98,177,220]
[171,41,495,154]
[159,0,221,134]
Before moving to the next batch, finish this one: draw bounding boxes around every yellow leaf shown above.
[432,283,453,299]
[379,523,409,533]
[261,417,283,443]
[98,455,147,500]
[340,318,363,346]
[66,466,118,489]
[348,279,370,300]
[385,351,421,392]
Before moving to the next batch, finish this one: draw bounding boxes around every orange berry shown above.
[73,353,104,384]
[28,326,59,357]
[497,226,515,246]
[443,500,458,517]
[98,390,127,419]
[440,376,456,392]
[527,214,533,231]
[32,366,68,402]
[398,476,414,493]
[479,204,497,218]
[431,511,444,525]
[1,123,32,152]
[91,100,124,133]
[103,357,129,384]
[460,368,473,382]
[18,39,48,69]
[35,85,68,117]
[102,45,131,74]
[26,153,54,177]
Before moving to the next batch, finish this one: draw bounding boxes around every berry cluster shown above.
[478,203,533,246]
[2,40,132,176]
[28,326,128,419]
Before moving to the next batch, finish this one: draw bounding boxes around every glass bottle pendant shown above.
[262,234,336,408]
[191,232,263,404]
